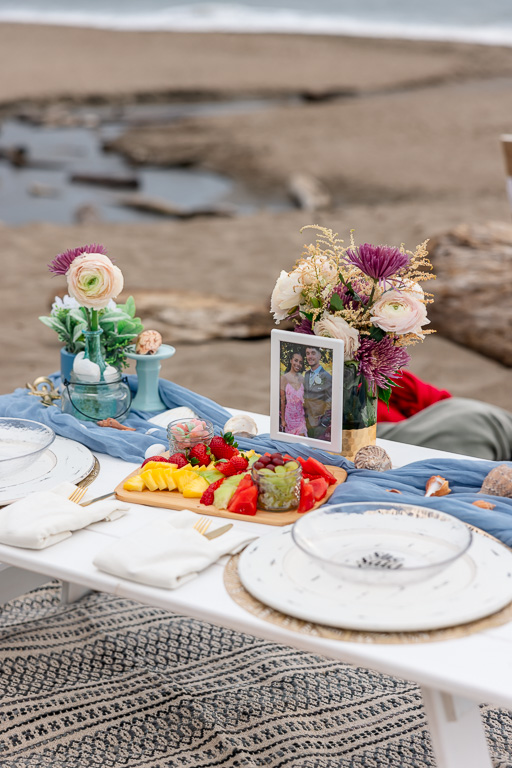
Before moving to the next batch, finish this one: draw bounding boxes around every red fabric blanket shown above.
[377,371,452,422]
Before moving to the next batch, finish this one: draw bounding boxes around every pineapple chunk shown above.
[140,469,159,492]
[152,468,169,491]
[142,461,177,471]
[182,475,209,498]
[123,475,145,492]
[164,472,177,491]
[174,469,200,494]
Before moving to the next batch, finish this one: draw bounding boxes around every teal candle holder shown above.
[125,344,176,412]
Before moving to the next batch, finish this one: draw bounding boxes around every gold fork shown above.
[193,517,212,536]
[68,486,88,504]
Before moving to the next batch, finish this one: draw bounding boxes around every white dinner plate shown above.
[0,436,95,504]
[238,528,512,632]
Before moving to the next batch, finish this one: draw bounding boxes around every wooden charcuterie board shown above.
[114,465,347,526]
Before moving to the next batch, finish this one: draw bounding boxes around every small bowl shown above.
[292,501,472,586]
[0,418,55,480]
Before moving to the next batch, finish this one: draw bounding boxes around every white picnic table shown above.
[0,409,507,768]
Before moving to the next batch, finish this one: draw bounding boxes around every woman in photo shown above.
[280,350,307,436]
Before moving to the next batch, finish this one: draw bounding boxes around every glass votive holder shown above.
[252,463,302,512]
[167,417,214,454]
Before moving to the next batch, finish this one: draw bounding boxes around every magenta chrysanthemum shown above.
[48,243,107,275]
[293,317,314,335]
[355,336,411,394]
[344,243,410,284]
[331,279,370,310]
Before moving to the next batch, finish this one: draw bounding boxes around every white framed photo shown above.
[270,329,344,452]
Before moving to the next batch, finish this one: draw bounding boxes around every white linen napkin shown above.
[93,510,258,589]
[0,482,128,550]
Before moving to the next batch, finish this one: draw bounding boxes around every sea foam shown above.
[0,3,512,47]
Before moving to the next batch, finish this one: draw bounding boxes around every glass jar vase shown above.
[61,371,132,423]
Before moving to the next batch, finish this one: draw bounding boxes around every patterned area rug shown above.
[0,584,511,768]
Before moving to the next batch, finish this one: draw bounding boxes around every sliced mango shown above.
[182,475,209,498]
[123,475,145,492]
[140,469,159,492]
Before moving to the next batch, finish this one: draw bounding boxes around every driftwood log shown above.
[119,290,283,343]
[427,221,512,366]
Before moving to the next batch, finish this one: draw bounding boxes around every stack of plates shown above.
[0,436,95,505]
[238,526,512,633]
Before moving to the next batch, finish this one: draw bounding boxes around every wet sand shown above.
[1,24,512,412]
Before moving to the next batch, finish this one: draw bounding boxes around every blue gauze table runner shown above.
[1,375,511,546]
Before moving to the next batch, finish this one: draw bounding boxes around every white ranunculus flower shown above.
[270,270,302,322]
[298,255,338,287]
[313,313,360,361]
[370,289,430,338]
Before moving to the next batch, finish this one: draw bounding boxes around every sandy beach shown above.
[1,23,512,413]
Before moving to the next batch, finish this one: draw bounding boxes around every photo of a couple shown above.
[279,343,333,441]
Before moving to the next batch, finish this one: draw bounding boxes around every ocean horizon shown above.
[0,0,512,47]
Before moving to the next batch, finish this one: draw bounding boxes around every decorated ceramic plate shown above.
[0,436,95,504]
[238,528,512,632]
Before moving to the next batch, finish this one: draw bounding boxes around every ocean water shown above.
[0,0,512,46]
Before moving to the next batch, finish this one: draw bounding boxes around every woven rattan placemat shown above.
[224,551,512,645]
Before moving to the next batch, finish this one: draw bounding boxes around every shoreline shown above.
[1,13,512,48]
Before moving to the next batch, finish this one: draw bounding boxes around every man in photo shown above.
[303,346,332,439]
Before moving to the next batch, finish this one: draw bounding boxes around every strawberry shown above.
[215,460,239,477]
[229,455,249,473]
[209,432,239,461]
[200,477,225,506]
[168,452,188,468]
[189,443,211,467]
[141,455,174,468]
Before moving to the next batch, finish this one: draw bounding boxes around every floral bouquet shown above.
[271,226,435,453]
[44,244,128,382]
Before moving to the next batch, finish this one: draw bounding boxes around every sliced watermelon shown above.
[298,479,316,513]
[297,456,337,485]
[228,485,258,516]
[309,477,328,501]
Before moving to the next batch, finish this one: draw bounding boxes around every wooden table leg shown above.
[60,581,91,604]
[421,686,493,768]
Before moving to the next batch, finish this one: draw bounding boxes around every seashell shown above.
[353,445,392,471]
[145,443,167,459]
[472,500,496,510]
[386,489,402,494]
[424,475,451,497]
[479,464,512,498]
[223,413,258,438]
[135,330,162,355]
[97,418,136,431]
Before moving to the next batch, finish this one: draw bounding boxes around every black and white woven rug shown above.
[0,584,510,768]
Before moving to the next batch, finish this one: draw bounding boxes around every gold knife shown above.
[204,523,233,540]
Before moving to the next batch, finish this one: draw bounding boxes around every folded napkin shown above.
[93,510,258,589]
[0,482,128,549]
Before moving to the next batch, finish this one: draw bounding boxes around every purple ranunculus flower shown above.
[48,243,107,276]
[355,336,411,394]
[345,243,410,284]
[294,317,314,335]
